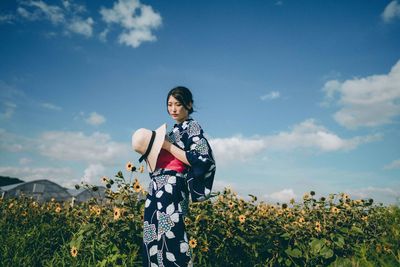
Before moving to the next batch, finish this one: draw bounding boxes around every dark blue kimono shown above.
[143,118,216,267]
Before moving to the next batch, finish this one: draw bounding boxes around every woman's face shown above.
[167,95,190,123]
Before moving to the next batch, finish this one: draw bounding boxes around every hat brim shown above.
[145,123,167,173]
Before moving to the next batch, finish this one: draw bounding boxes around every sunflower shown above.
[228,201,234,209]
[70,246,78,257]
[184,217,191,225]
[133,182,142,193]
[96,207,101,216]
[298,217,305,223]
[114,207,121,220]
[101,176,109,183]
[331,206,339,214]
[315,221,322,232]
[55,206,62,213]
[125,162,134,172]
[189,238,197,248]
[138,165,145,173]
[238,214,246,224]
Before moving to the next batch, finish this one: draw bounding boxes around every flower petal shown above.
[166,230,175,239]
[171,213,179,223]
[166,203,175,215]
[156,191,163,198]
[166,252,176,262]
[145,199,151,208]
[165,184,173,194]
[168,176,176,184]
[149,245,157,256]
[180,242,189,253]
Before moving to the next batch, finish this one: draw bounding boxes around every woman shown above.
[135,86,216,267]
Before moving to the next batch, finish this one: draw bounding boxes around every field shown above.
[1,166,399,267]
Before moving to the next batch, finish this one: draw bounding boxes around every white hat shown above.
[132,123,167,173]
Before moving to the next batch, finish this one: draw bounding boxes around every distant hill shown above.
[0,176,25,187]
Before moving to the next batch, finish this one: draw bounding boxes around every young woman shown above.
[142,86,216,267]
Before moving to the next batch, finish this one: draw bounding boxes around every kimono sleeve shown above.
[184,121,216,202]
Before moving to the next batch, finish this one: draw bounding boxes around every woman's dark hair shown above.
[166,86,194,114]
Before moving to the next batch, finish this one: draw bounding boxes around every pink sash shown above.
[156,149,187,173]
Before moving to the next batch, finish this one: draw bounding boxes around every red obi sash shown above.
[156,149,186,173]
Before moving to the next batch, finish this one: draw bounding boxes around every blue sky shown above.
[1,0,400,204]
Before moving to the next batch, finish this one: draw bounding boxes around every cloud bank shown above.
[322,60,400,129]
[210,119,381,165]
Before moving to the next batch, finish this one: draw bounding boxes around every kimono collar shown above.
[173,117,193,128]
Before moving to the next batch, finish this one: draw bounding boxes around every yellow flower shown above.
[21,211,28,217]
[218,195,224,202]
[114,207,121,220]
[184,217,191,225]
[96,207,101,216]
[238,214,246,224]
[298,217,305,223]
[303,193,310,200]
[300,209,306,215]
[189,238,197,248]
[70,246,78,257]
[315,221,322,232]
[126,162,134,172]
[138,165,145,173]
[228,201,234,209]
[55,207,62,213]
[331,206,339,214]
[101,176,109,183]
[133,182,142,193]
[362,216,368,222]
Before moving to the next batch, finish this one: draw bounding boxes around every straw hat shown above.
[132,123,167,173]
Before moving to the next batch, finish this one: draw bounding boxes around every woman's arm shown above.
[162,140,191,166]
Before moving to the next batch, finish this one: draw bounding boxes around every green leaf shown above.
[285,247,302,258]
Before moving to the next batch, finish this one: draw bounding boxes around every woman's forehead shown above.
[167,95,180,103]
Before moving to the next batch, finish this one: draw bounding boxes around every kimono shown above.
[142,118,216,267]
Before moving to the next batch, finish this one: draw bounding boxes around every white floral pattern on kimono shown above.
[142,118,216,267]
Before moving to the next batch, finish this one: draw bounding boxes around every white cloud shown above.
[260,91,280,101]
[16,0,93,38]
[0,14,15,24]
[322,60,400,129]
[38,130,129,164]
[0,102,16,119]
[41,102,62,111]
[0,166,74,182]
[382,1,400,23]
[100,0,162,48]
[384,159,400,170]
[0,128,31,152]
[67,17,94,37]
[264,188,296,203]
[19,1,65,25]
[210,119,381,165]
[82,163,105,184]
[19,157,33,165]
[86,112,106,126]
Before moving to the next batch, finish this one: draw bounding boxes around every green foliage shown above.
[1,167,399,266]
